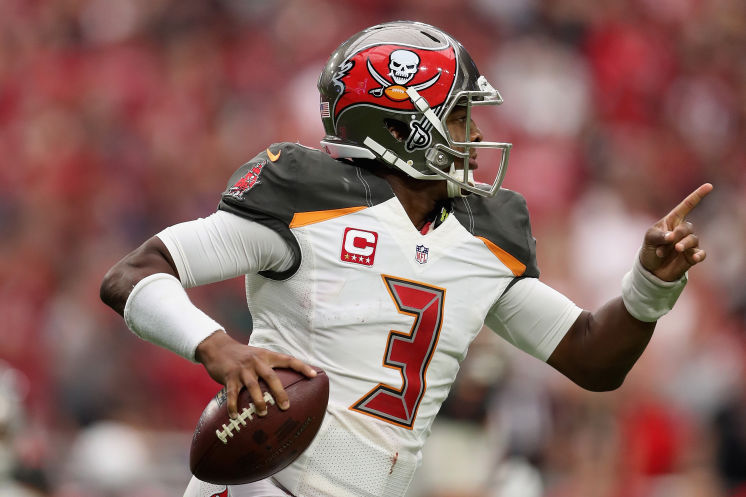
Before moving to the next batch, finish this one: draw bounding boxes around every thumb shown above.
[643,225,673,248]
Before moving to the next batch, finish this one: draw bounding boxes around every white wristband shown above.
[621,254,687,322]
[123,273,224,362]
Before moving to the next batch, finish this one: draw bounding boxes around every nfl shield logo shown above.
[415,244,429,264]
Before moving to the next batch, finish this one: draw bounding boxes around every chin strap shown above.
[446,163,475,198]
[408,86,475,198]
[364,135,474,198]
[406,87,448,139]
[363,137,428,179]
[446,181,461,198]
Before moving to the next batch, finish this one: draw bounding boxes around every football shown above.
[189,367,329,485]
[384,85,409,101]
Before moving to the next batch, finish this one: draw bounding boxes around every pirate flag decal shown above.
[332,44,457,119]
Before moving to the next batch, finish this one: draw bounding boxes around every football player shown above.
[100,21,712,497]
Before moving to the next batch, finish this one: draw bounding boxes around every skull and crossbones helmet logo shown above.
[388,50,420,85]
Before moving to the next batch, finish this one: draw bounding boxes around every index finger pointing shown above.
[664,183,713,228]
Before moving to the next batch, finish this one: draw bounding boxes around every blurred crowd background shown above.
[1,0,745,495]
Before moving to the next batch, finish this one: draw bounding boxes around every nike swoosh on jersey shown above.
[267,148,281,162]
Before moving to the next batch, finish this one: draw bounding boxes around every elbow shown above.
[100,236,178,316]
[570,367,628,392]
[580,378,624,393]
[100,263,128,315]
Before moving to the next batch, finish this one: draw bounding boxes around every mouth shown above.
[468,156,479,170]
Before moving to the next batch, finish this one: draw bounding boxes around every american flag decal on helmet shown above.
[320,101,331,118]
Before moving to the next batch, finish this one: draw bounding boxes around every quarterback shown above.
[100,21,712,497]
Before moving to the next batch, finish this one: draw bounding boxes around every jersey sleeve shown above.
[217,143,393,280]
[485,277,583,361]
[452,189,539,278]
[157,211,295,288]
[217,144,305,279]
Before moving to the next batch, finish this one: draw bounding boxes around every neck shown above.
[371,166,448,230]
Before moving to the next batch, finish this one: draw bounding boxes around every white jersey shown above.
[161,143,581,497]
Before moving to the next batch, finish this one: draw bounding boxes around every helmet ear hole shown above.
[384,119,410,142]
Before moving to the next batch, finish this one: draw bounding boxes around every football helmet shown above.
[318,21,511,197]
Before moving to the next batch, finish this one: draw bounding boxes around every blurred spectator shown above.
[0,363,49,496]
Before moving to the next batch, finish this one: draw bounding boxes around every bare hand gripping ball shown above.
[189,367,329,484]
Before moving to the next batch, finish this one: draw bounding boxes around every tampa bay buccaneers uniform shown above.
[151,19,587,497]
[108,18,699,497]
[163,143,581,497]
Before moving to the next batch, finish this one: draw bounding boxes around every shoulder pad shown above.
[452,189,539,277]
[218,142,394,226]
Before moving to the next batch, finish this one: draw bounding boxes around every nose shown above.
[470,120,483,143]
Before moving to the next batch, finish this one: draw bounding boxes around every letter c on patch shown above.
[345,229,376,256]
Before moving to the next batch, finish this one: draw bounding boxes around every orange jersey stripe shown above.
[476,236,526,276]
[289,206,368,228]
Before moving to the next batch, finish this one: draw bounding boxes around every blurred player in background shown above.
[100,21,712,497]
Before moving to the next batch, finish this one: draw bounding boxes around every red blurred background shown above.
[0,0,744,495]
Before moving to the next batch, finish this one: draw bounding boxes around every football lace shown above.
[215,391,276,444]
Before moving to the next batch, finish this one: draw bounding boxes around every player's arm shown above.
[490,281,658,391]
[100,211,316,418]
[547,183,712,390]
[489,184,712,391]
[546,300,652,391]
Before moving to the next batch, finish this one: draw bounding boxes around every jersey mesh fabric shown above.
[295,423,415,497]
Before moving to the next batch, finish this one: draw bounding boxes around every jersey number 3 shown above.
[350,275,445,429]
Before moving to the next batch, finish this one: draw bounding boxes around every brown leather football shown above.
[189,367,328,484]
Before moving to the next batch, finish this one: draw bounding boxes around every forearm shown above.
[547,298,656,391]
[101,236,226,362]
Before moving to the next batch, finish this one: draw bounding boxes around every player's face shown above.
[445,106,483,169]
